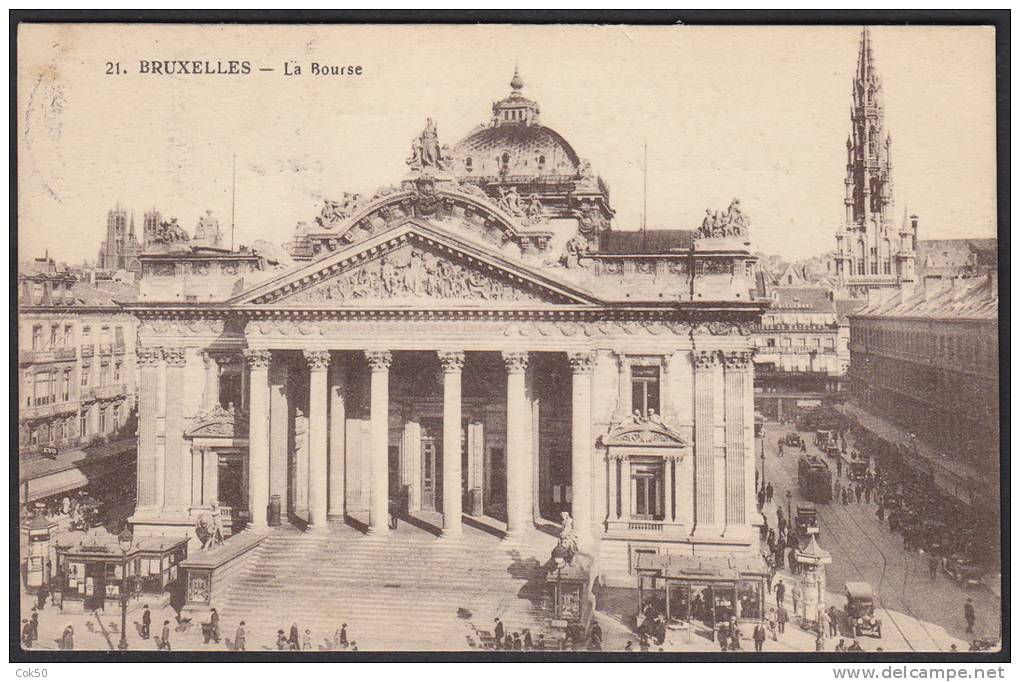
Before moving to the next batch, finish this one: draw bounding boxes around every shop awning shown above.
[839,403,996,508]
[20,438,135,503]
[634,553,768,581]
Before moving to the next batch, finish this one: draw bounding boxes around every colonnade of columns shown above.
[243,348,596,544]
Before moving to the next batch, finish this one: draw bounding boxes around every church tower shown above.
[834,27,916,296]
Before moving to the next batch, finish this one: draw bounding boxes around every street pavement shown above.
[759,422,1001,653]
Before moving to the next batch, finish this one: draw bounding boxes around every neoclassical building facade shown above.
[126,72,765,585]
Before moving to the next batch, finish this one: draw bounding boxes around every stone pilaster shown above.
[501,350,529,538]
[163,347,187,510]
[723,350,753,527]
[245,349,272,531]
[328,355,346,520]
[135,346,162,509]
[365,350,393,535]
[606,453,619,521]
[438,350,465,537]
[568,350,596,549]
[693,349,717,529]
[304,350,331,532]
[202,352,220,412]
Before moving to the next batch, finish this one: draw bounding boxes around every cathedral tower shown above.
[834,27,917,296]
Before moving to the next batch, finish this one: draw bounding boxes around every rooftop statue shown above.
[315,193,363,229]
[406,117,451,171]
[697,197,751,239]
[150,217,190,245]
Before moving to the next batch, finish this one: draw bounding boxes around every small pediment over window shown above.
[601,414,688,448]
[186,404,248,440]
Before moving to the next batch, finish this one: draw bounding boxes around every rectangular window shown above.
[35,372,50,406]
[25,374,34,407]
[100,363,109,386]
[32,325,42,351]
[766,338,775,347]
[49,370,57,402]
[31,429,39,446]
[630,459,664,520]
[50,325,59,349]
[99,408,107,434]
[79,413,88,438]
[113,362,122,383]
[113,404,121,429]
[81,366,90,387]
[115,326,124,346]
[630,365,661,418]
[62,369,71,401]
[64,324,73,347]
[82,325,91,340]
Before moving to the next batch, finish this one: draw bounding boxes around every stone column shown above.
[135,347,162,508]
[620,456,632,521]
[606,454,618,521]
[568,351,596,549]
[365,351,392,535]
[614,352,630,420]
[438,351,465,538]
[245,349,272,531]
[304,350,330,532]
[501,351,529,538]
[269,359,290,518]
[163,348,187,509]
[328,356,346,520]
[202,352,220,412]
[663,457,674,523]
[203,448,219,506]
[723,351,752,527]
[693,350,718,530]
[402,421,422,512]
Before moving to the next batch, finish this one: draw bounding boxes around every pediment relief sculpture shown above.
[187,403,248,439]
[602,410,688,448]
[283,243,549,304]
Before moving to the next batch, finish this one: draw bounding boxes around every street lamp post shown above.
[786,491,793,526]
[761,437,766,493]
[117,527,133,651]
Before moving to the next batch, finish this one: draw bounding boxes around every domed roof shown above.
[450,68,581,178]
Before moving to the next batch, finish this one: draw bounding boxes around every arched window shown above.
[868,127,877,156]
[465,156,473,173]
[537,154,546,170]
[500,152,510,173]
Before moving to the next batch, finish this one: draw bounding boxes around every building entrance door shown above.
[420,419,442,512]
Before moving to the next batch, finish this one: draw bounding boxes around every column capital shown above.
[136,346,164,367]
[365,350,393,372]
[567,350,597,374]
[437,350,465,373]
[721,350,754,370]
[244,348,273,370]
[303,349,332,371]
[501,350,529,373]
[693,349,719,369]
[164,347,187,367]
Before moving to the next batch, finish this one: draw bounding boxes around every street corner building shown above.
[122,70,769,638]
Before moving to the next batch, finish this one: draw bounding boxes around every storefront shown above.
[634,553,768,639]
[55,532,188,613]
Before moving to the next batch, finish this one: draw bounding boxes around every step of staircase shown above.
[214,522,562,651]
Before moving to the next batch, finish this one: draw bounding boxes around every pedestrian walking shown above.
[276,630,288,650]
[753,622,767,652]
[928,554,940,581]
[141,604,151,639]
[494,617,505,642]
[60,625,74,651]
[36,583,49,611]
[766,483,774,503]
[791,582,801,616]
[827,606,838,637]
[159,620,172,651]
[29,610,39,646]
[777,605,788,634]
[766,609,778,641]
[964,599,976,634]
[865,487,872,504]
[524,629,535,649]
[207,607,221,643]
[289,623,300,650]
[855,485,862,503]
[234,621,246,651]
[767,563,777,594]
[778,443,784,458]
[338,623,349,648]
[757,489,766,511]
[836,458,843,478]
[21,620,31,649]
[303,629,312,650]
[775,579,785,610]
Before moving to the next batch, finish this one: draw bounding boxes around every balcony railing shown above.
[21,400,78,420]
[98,343,114,355]
[81,383,128,402]
[80,344,95,358]
[19,347,77,364]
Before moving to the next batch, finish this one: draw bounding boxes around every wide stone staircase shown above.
[215,520,561,651]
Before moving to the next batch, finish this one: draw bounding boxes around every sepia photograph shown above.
[12,12,1007,665]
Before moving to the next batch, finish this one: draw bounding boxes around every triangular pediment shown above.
[602,415,688,448]
[233,222,599,307]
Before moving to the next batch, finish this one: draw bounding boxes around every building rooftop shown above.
[768,286,835,314]
[917,238,997,276]
[852,275,998,321]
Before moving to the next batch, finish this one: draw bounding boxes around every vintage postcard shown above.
[14,18,1004,661]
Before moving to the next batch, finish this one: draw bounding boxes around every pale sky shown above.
[18,24,997,265]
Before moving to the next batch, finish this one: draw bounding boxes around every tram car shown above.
[798,454,832,503]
